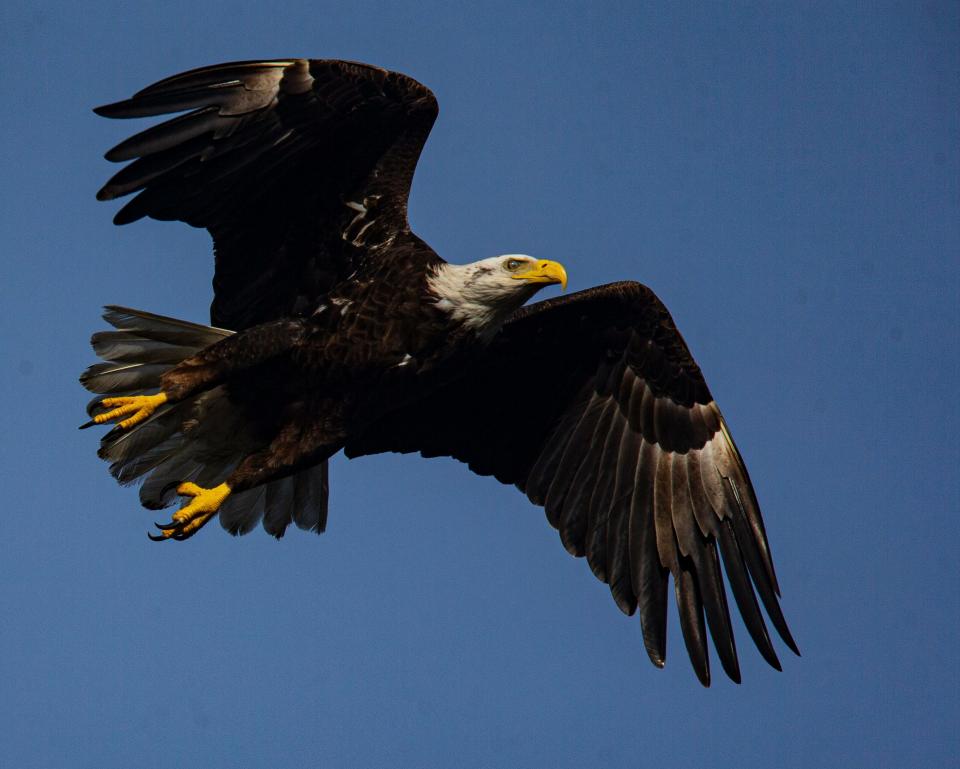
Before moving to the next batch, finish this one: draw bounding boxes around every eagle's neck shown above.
[426,262,529,342]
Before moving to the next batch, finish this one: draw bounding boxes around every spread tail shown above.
[81,306,328,537]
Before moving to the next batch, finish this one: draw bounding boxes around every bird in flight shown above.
[81,58,798,685]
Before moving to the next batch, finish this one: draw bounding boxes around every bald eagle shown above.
[81,59,798,686]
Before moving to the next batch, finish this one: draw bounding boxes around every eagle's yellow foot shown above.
[149,482,231,541]
[87,393,168,430]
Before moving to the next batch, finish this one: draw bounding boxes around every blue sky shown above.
[1,2,957,767]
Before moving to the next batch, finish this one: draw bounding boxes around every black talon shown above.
[79,419,96,430]
[154,520,182,531]
[147,531,171,541]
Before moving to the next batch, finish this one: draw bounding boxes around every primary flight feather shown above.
[81,58,798,686]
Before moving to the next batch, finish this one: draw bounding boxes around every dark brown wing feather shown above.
[345,281,799,685]
[95,59,439,330]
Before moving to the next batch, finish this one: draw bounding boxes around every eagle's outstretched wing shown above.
[346,282,799,686]
[95,59,439,330]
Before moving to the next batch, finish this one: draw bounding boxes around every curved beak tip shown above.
[539,259,568,291]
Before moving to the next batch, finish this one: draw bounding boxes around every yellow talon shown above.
[152,482,231,541]
[93,392,168,430]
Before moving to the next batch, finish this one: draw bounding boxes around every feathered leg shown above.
[86,317,308,537]
[83,317,305,430]
[151,401,344,541]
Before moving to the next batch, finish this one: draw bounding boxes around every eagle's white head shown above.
[428,254,568,341]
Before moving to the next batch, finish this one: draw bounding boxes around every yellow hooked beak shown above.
[511,259,568,291]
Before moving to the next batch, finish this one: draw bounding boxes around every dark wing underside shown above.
[346,282,798,686]
[95,59,439,330]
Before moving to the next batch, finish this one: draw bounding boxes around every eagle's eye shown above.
[504,258,522,272]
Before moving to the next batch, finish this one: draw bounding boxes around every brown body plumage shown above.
[81,58,798,686]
